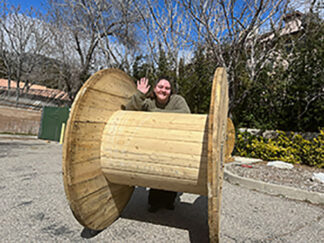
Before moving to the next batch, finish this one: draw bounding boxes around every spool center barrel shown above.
[101,110,209,195]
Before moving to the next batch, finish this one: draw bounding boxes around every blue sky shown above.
[9,0,45,11]
[10,0,323,18]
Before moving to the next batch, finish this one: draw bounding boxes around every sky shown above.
[10,0,324,16]
[9,0,45,11]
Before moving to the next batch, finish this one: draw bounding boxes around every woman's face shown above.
[154,79,171,105]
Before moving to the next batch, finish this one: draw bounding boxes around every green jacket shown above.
[125,90,190,113]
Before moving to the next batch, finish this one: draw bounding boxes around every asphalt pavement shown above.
[0,136,323,242]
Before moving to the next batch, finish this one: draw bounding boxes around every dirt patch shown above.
[227,161,324,194]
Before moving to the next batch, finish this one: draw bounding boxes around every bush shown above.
[234,129,324,168]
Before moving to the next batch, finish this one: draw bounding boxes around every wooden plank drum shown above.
[62,67,234,242]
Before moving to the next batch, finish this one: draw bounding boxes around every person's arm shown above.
[124,78,151,111]
[124,90,147,111]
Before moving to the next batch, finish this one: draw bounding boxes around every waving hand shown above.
[137,78,151,94]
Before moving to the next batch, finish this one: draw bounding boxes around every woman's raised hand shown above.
[137,77,151,94]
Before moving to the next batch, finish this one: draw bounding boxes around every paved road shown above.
[0,136,323,242]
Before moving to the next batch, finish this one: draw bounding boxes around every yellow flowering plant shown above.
[234,129,324,168]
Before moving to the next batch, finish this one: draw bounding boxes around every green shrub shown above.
[234,129,324,168]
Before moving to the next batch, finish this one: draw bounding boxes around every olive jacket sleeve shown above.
[124,90,149,111]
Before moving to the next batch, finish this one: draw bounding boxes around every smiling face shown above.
[153,79,171,105]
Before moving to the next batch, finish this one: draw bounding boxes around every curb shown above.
[0,134,38,140]
[224,160,324,205]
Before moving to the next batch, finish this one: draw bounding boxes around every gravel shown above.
[226,161,324,194]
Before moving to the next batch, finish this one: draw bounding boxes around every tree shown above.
[46,0,141,100]
[0,2,52,104]
[233,10,324,132]
[132,54,155,83]
[281,12,324,131]
[179,0,290,117]
[177,45,215,113]
[134,0,193,80]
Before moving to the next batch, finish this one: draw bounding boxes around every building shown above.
[0,79,71,110]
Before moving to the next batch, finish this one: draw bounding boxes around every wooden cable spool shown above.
[62,67,234,242]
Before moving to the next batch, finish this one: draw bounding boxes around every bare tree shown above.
[179,0,291,112]
[46,0,141,100]
[134,0,193,76]
[0,2,52,104]
[0,2,14,97]
[96,0,140,71]
[290,0,324,17]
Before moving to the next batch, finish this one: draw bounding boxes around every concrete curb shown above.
[224,159,324,205]
[0,134,38,140]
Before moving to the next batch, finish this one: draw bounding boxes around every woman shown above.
[125,77,190,212]
[125,77,190,113]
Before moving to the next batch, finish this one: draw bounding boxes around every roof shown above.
[0,79,70,101]
[283,11,303,22]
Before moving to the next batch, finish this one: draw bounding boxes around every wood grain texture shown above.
[101,110,208,195]
[225,118,235,162]
[207,67,229,243]
[63,67,232,242]
[62,69,136,230]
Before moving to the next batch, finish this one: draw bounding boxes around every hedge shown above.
[234,129,324,168]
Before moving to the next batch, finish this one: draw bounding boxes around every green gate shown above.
[38,106,70,141]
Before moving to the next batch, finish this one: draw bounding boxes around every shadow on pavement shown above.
[120,187,209,243]
[81,228,103,239]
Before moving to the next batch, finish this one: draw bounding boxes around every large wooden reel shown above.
[63,67,232,242]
